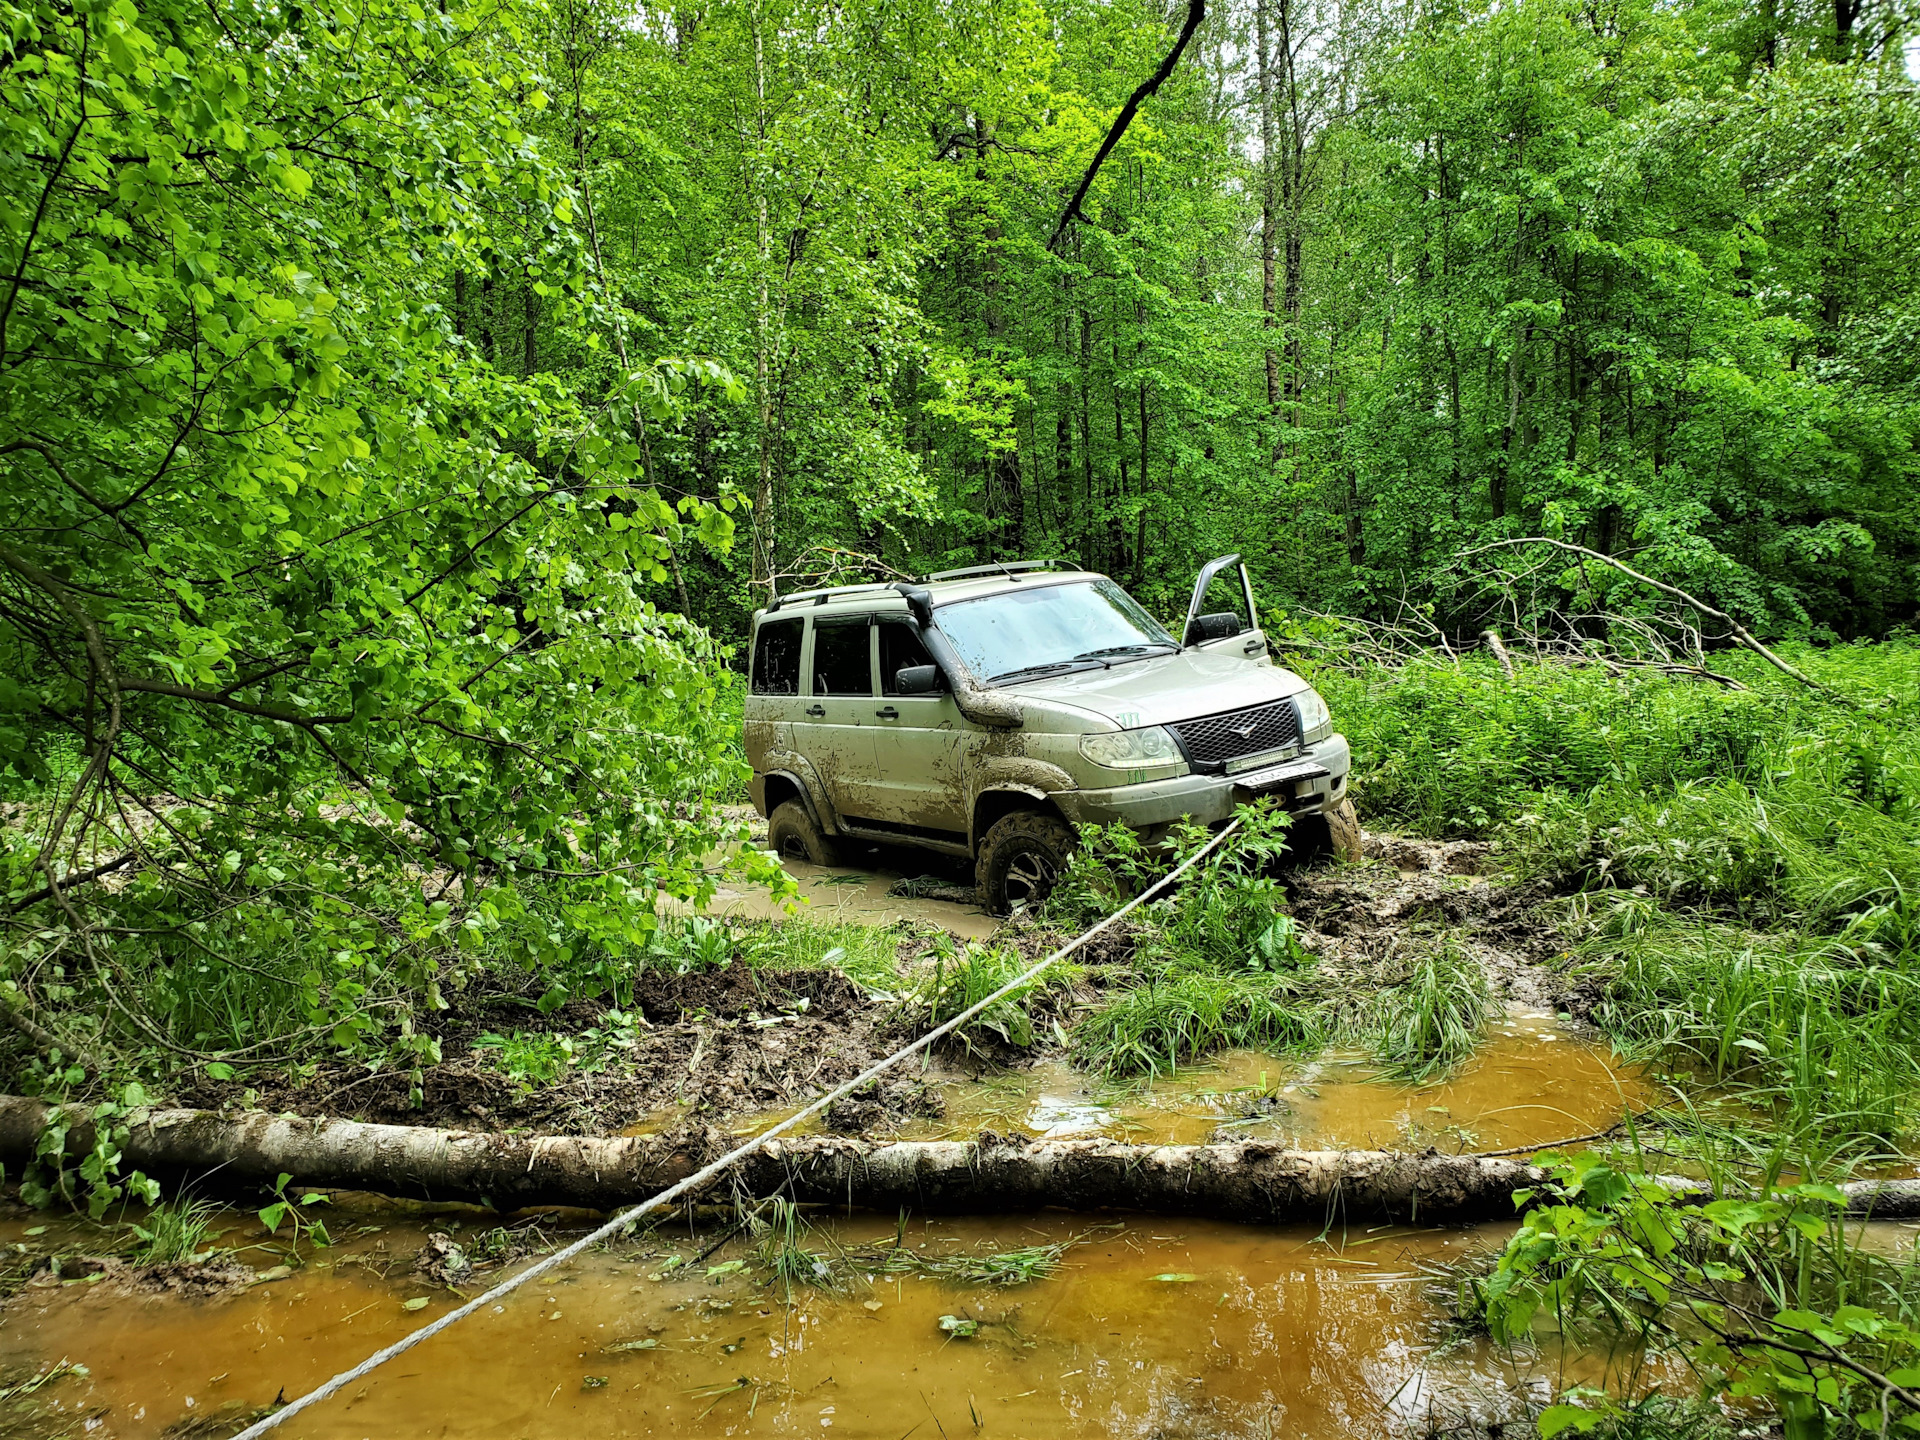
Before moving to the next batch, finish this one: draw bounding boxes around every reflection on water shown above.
[1,1203,1668,1439]
[894,1013,1653,1153]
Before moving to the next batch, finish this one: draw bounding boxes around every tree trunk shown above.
[479,273,495,365]
[1254,0,1281,415]
[10,1099,1920,1222]
[1136,379,1150,583]
[522,287,537,376]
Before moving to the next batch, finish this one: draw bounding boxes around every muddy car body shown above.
[744,558,1353,913]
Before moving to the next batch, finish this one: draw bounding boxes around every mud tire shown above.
[1286,796,1362,867]
[768,799,843,867]
[977,810,1077,916]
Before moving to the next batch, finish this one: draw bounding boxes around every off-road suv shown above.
[744,557,1355,914]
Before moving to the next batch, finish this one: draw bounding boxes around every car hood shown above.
[1004,649,1308,729]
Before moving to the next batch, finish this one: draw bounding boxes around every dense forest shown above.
[2,0,1919,1434]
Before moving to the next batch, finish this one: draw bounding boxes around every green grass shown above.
[1070,972,1323,1079]
[910,939,1078,1052]
[1303,638,1920,1146]
[127,1198,224,1264]
[738,918,907,990]
[1368,940,1493,1083]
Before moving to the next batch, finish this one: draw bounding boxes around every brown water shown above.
[0,1022,1661,1436]
[673,852,999,940]
[688,1012,1651,1154]
[1,1203,1661,1439]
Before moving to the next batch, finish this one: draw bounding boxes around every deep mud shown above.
[175,965,913,1136]
[165,830,1593,1148]
[1292,833,1572,1012]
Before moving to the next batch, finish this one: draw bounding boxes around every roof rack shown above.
[924,559,1066,583]
[764,581,898,613]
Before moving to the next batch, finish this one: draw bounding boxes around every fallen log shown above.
[3,1097,1917,1223]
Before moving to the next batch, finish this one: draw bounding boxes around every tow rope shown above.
[231,819,1244,1437]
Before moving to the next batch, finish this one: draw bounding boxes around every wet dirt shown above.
[688,853,999,939]
[177,966,913,1136]
[0,1202,1687,1439]
[172,832,1611,1155]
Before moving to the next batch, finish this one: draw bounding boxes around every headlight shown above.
[1293,688,1333,743]
[1080,725,1183,769]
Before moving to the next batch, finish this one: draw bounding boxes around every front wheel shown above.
[977,810,1077,916]
[1285,796,1362,866]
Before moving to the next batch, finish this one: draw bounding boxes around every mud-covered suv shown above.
[744,557,1355,914]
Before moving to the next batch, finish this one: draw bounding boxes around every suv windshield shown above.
[936,579,1178,684]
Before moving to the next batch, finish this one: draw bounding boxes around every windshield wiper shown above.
[988,659,1105,684]
[1073,643,1179,662]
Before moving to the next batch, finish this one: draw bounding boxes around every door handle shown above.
[1243,640,1265,654]
[804,704,825,717]
[875,706,900,720]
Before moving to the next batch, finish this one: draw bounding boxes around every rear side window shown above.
[879,622,936,695]
[811,617,872,696]
[751,617,803,695]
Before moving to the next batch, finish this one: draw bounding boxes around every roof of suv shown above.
[758,567,1105,620]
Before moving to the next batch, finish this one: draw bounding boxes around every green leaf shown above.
[1537,1404,1608,1437]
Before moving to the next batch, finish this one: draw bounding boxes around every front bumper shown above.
[1052,733,1351,832]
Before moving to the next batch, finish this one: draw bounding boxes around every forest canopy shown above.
[0,0,1914,1089]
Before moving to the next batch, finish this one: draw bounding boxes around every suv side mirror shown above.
[894,664,943,695]
[1187,611,1242,644]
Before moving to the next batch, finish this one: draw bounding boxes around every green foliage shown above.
[0,0,777,1084]
[755,1198,834,1300]
[1369,940,1492,1083]
[256,1172,331,1251]
[20,1085,161,1219]
[1311,651,1793,838]
[738,921,905,991]
[648,917,737,977]
[1071,971,1322,1080]
[1482,1153,1920,1439]
[913,939,1073,1053]
[128,1198,224,1265]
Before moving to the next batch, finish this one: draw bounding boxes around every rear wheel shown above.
[977,810,1076,916]
[768,799,843,867]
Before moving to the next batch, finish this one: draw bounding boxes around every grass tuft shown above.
[1369,940,1493,1083]
[1071,972,1322,1079]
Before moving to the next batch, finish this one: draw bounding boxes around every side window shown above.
[878,622,937,696]
[811,617,873,696]
[751,617,803,696]
[1196,572,1251,630]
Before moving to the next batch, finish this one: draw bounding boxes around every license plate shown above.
[1232,759,1329,792]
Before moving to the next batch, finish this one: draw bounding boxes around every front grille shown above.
[1170,699,1300,771]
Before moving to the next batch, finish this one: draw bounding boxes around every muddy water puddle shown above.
[672,851,999,940]
[694,1013,1653,1154]
[0,1204,1652,1439]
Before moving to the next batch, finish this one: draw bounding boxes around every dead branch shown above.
[1482,629,1515,681]
[1465,538,1848,702]
[1048,1,1207,252]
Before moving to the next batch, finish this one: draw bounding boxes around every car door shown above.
[793,613,878,824]
[847,619,969,835]
[744,613,805,778]
[1181,554,1270,663]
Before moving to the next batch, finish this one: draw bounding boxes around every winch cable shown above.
[231,816,1245,1439]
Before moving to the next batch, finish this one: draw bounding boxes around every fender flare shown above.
[969,768,1075,850]
[761,755,840,835]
